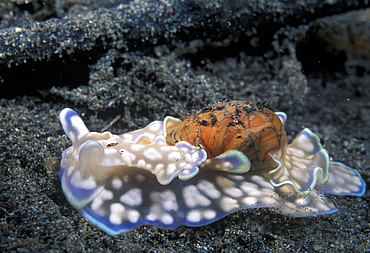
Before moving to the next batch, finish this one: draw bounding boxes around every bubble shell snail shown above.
[166,101,287,171]
[58,101,366,236]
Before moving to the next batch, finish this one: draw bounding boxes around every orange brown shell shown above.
[166,101,287,170]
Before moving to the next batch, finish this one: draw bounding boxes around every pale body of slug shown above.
[59,101,366,235]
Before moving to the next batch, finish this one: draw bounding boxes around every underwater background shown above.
[0,0,369,252]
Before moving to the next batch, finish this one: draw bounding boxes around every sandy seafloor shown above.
[0,0,369,252]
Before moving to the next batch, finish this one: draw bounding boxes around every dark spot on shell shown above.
[211,118,217,126]
[200,120,209,126]
[242,106,254,114]
[200,107,213,113]
[227,121,236,127]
